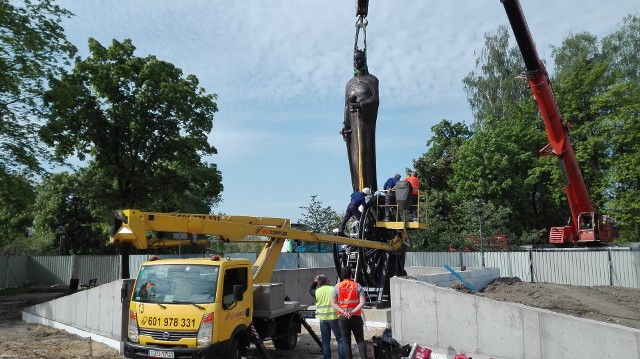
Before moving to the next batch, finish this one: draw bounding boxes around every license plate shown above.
[149,349,174,358]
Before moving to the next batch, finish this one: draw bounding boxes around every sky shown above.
[53,0,639,222]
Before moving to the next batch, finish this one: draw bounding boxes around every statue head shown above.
[353,50,367,73]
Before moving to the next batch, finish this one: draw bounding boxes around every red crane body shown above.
[501,0,616,244]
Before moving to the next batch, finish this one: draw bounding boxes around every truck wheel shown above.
[273,314,298,350]
[228,338,240,359]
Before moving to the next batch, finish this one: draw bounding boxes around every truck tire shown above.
[272,314,298,350]
[228,338,241,359]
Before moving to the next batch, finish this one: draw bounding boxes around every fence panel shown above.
[610,250,640,288]
[0,256,5,289]
[406,252,460,267]
[460,252,479,268]
[74,255,120,286]
[485,252,531,281]
[299,253,334,269]
[3,250,639,290]
[275,252,298,269]
[1,256,29,289]
[532,251,609,286]
[28,256,74,286]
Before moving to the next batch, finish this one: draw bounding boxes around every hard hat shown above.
[363,187,371,195]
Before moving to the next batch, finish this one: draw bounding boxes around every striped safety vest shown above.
[336,279,362,316]
[315,285,338,320]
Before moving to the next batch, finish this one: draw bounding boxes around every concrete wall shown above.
[390,276,640,359]
[407,266,500,291]
[22,279,129,350]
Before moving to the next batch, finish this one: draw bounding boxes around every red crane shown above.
[501,0,616,244]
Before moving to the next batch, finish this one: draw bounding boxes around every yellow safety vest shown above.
[315,285,338,320]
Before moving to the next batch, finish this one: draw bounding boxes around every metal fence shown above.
[2,249,639,290]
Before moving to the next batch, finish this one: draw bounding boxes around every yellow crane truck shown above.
[110,208,420,359]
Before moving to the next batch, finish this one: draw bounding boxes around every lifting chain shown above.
[353,0,369,53]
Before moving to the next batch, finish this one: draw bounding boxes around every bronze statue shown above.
[341,49,379,192]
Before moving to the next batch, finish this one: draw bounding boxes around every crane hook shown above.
[356,0,369,17]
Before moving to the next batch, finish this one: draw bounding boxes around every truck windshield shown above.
[133,264,219,304]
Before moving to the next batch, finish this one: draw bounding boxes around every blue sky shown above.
[54,0,638,222]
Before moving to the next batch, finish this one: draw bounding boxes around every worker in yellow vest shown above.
[310,274,345,359]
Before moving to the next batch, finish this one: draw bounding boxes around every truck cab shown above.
[125,256,252,359]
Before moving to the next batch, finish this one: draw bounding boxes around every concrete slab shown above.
[538,311,640,359]
[435,286,478,352]
[477,298,524,358]
[390,275,640,359]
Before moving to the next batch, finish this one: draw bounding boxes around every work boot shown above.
[357,341,369,359]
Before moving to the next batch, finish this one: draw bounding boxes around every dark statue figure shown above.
[341,49,379,192]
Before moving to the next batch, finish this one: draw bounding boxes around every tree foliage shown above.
[0,0,76,174]
[40,38,222,213]
[30,171,112,254]
[297,195,340,252]
[597,15,640,240]
[298,195,340,234]
[412,14,640,250]
[0,172,36,254]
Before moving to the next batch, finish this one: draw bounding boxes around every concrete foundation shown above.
[22,279,129,351]
[391,274,640,359]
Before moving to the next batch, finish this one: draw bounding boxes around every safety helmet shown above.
[362,187,371,195]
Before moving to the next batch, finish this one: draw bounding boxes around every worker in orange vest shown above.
[331,266,368,359]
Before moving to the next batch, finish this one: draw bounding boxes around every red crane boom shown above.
[501,0,616,244]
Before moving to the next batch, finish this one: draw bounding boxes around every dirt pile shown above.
[470,277,640,329]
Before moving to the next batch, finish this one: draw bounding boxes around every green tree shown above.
[414,120,471,193]
[411,120,470,251]
[298,195,340,234]
[40,38,222,213]
[1,0,76,174]
[598,14,640,240]
[551,32,613,209]
[30,171,111,254]
[0,172,36,254]
[297,195,340,252]
[455,26,549,240]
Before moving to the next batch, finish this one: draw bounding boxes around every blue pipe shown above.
[444,264,477,293]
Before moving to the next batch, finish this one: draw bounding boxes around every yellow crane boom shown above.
[110,209,407,284]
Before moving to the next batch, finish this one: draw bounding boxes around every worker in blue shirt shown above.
[383,174,401,221]
[337,188,371,237]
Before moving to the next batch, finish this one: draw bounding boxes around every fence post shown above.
[528,250,534,283]
[608,249,614,286]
